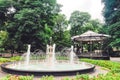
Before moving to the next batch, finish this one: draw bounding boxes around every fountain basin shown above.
[1,61,95,76]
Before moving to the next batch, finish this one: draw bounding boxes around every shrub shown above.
[0,58,11,63]
[0,75,33,80]
[10,56,21,61]
[40,75,55,80]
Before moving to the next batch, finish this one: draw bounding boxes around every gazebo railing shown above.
[77,51,109,57]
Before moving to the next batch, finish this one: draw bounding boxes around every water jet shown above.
[1,44,95,76]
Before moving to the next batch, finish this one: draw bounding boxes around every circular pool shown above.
[1,61,95,76]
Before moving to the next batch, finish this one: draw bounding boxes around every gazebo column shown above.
[97,41,99,53]
[73,41,78,53]
[98,41,103,55]
[80,41,83,53]
[91,41,93,53]
[100,41,103,55]
[88,41,93,53]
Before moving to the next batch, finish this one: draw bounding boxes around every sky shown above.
[57,0,104,22]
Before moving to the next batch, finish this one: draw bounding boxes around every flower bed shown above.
[1,75,33,80]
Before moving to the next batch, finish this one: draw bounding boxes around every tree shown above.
[52,14,70,50]
[53,14,68,39]
[0,30,8,46]
[0,0,13,30]
[0,31,8,52]
[69,11,103,37]
[69,11,91,36]
[82,19,103,33]
[102,0,120,47]
[0,0,59,51]
[102,0,119,24]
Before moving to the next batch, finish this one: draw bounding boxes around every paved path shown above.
[0,68,8,79]
[110,57,120,62]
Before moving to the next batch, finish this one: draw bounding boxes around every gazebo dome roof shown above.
[71,30,110,42]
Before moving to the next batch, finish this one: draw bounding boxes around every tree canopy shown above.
[52,14,71,50]
[69,11,91,36]
[0,0,72,52]
[69,11,103,37]
[102,0,120,47]
[0,31,8,47]
[0,0,59,51]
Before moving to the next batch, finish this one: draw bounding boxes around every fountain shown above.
[46,44,56,66]
[70,46,75,64]
[1,43,95,76]
[25,44,31,65]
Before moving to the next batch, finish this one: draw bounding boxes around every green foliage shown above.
[0,0,59,51]
[0,0,72,52]
[0,31,8,52]
[75,74,89,80]
[40,75,55,80]
[36,24,53,45]
[10,56,21,61]
[56,56,69,60]
[0,56,21,63]
[38,73,120,80]
[53,14,68,32]
[0,74,11,80]
[102,0,119,24]
[108,22,120,47]
[53,30,71,51]
[69,11,91,36]
[83,19,103,33]
[52,14,71,50]
[91,73,120,80]
[81,59,120,72]
[1,73,120,80]
[0,31,8,47]
[0,58,11,63]
[62,77,72,80]
[0,47,4,52]
[0,0,12,28]
[19,75,34,80]
[0,75,33,80]
[69,11,103,37]
[102,0,120,48]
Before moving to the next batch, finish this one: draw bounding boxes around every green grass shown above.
[81,58,120,73]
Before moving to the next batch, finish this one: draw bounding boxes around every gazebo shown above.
[71,30,110,60]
